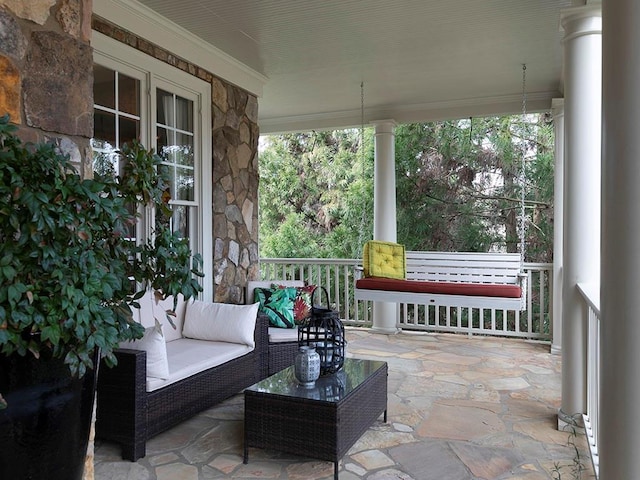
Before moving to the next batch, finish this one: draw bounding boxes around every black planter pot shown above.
[0,350,98,480]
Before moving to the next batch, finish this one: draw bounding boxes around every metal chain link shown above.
[356,81,368,257]
[518,64,527,267]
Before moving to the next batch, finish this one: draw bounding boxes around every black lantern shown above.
[298,287,346,375]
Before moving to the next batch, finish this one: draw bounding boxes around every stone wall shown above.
[0,3,261,302]
[211,84,260,303]
[91,17,260,304]
[0,2,95,480]
[0,0,94,177]
[0,3,259,478]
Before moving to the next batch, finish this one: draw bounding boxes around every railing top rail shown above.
[259,258,359,266]
[577,282,600,316]
[260,257,552,270]
[522,262,554,269]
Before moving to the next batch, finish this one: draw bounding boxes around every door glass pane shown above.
[157,126,172,158]
[158,163,174,202]
[118,74,140,116]
[176,96,193,132]
[93,110,116,145]
[176,132,194,167]
[157,89,174,127]
[176,166,194,201]
[93,65,115,109]
[171,204,190,239]
[171,205,199,255]
[119,117,140,146]
[92,145,118,179]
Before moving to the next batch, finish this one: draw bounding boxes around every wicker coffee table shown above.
[243,358,388,480]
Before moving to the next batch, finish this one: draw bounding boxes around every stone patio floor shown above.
[95,328,596,480]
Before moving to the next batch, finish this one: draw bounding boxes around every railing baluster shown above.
[578,282,600,479]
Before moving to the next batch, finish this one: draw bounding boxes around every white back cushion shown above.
[131,291,187,343]
[119,325,169,379]
[183,301,259,347]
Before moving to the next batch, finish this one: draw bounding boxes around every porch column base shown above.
[550,344,562,356]
[557,408,585,433]
[370,326,400,335]
[371,301,399,334]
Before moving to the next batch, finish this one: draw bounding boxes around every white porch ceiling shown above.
[136,0,573,133]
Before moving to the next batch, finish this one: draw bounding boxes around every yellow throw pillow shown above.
[363,241,406,279]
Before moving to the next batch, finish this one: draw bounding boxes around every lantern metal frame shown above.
[298,287,346,375]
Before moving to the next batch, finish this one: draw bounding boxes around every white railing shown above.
[259,258,552,340]
[578,282,600,479]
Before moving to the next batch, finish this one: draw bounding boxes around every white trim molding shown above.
[259,91,556,135]
[92,0,267,98]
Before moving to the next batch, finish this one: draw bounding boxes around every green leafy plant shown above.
[551,414,588,479]
[0,114,203,404]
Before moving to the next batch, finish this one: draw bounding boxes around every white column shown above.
[371,120,399,334]
[559,5,601,426]
[551,99,564,356]
[601,0,640,477]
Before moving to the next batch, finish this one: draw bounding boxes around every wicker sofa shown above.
[96,293,268,461]
[247,280,304,377]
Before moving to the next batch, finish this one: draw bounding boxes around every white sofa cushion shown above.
[132,291,187,343]
[145,338,252,391]
[119,325,170,379]
[183,301,259,347]
[268,326,299,343]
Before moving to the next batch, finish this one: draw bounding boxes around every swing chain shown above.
[518,64,527,267]
[356,81,368,257]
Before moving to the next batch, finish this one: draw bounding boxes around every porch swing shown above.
[354,65,530,311]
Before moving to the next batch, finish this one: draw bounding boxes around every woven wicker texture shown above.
[96,312,268,461]
[244,359,387,477]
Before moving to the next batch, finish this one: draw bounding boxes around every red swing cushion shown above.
[355,276,521,298]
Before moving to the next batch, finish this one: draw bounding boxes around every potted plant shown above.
[0,114,203,479]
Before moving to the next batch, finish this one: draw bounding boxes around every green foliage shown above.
[552,414,588,479]
[259,129,373,259]
[0,115,202,378]
[392,115,554,260]
[259,114,554,262]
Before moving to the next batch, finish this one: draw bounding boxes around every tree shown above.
[395,114,554,261]
[258,129,373,259]
[259,113,555,263]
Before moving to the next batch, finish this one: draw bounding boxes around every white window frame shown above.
[92,31,213,301]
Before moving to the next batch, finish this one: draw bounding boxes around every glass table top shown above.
[245,358,386,403]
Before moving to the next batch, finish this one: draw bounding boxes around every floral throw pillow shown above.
[294,285,315,324]
[254,287,297,328]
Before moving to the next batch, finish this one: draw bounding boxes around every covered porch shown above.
[95,328,595,479]
[88,1,636,477]
[1,0,634,478]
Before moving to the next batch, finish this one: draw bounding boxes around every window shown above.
[92,32,213,300]
[92,65,141,177]
[156,88,197,242]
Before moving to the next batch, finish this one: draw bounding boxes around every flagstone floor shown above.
[94,328,595,480]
